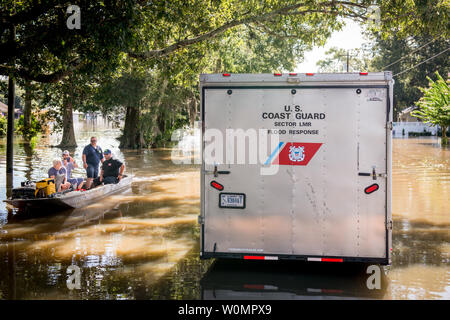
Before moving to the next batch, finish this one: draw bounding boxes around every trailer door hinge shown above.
[386,122,393,130]
[386,220,393,230]
[198,215,204,225]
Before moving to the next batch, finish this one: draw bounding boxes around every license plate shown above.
[219,193,246,209]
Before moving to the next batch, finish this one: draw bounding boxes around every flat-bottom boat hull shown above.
[4,176,132,213]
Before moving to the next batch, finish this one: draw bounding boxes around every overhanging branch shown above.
[130,1,369,60]
[0,58,84,83]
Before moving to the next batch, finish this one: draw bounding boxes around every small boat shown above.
[4,175,132,212]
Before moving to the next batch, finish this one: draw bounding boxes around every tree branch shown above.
[0,58,84,83]
[130,1,369,60]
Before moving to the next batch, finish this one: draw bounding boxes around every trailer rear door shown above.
[201,81,390,263]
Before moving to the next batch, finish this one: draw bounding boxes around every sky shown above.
[295,20,366,72]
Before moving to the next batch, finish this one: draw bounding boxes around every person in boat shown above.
[82,136,104,189]
[48,159,71,192]
[93,149,125,186]
[62,150,84,190]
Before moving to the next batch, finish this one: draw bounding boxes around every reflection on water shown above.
[0,127,448,299]
[200,260,388,300]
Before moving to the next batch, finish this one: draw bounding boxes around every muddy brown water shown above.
[0,122,448,299]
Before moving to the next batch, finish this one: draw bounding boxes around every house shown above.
[397,106,420,122]
[0,101,7,117]
[0,100,23,119]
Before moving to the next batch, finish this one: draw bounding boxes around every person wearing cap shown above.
[82,137,104,189]
[62,150,84,190]
[94,149,125,186]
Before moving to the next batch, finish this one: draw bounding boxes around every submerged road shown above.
[0,122,448,299]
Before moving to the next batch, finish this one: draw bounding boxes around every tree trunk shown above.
[441,125,448,146]
[23,80,32,139]
[189,95,197,128]
[58,88,77,148]
[119,106,140,149]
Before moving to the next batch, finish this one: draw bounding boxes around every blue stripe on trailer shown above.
[264,142,284,165]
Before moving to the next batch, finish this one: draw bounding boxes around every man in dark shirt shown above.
[82,136,104,189]
[96,149,125,185]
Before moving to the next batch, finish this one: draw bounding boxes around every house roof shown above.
[0,101,22,114]
[0,101,8,113]
[399,106,419,115]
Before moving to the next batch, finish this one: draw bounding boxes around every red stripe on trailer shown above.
[322,289,344,294]
[244,284,265,290]
[321,258,343,262]
[243,255,278,260]
[244,255,265,260]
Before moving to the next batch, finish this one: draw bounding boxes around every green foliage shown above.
[1,0,139,82]
[316,45,374,72]
[0,116,6,136]
[375,0,450,39]
[371,34,449,119]
[15,114,43,138]
[412,72,450,145]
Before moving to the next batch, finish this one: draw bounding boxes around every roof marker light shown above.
[222,73,231,77]
[306,73,314,76]
[360,72,368,75]
[289,72,297,76]
[274,73,282,76]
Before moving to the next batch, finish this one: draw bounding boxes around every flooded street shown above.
[0,122,448,299]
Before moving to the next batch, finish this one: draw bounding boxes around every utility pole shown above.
[346,50,349,73]
[6,24,16,195]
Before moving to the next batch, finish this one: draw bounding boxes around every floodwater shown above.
[0,121,448,300]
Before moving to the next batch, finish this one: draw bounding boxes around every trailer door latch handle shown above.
[213,165,230,177]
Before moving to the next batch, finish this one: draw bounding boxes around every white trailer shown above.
[199,73,393,265]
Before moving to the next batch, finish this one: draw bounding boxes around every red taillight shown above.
[364,183,379,194]
[274,73,282,76]
[222,73,231,77]
[289,72,297,76]
[360,72,368,75]
[306,73,314,76]
[210,181,224,191]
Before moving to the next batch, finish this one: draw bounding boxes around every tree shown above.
[411,72,449,145]
[376,0,450,39]
[316,45,374,72]
[371,34,449,120]
[0,1,139,82]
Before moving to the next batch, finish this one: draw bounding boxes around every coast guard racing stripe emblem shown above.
[269,142,322,166]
